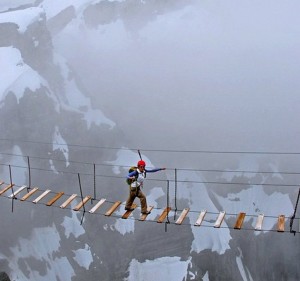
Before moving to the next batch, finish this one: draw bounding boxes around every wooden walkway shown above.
[0,181,292,232]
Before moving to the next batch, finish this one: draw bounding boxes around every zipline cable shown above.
[1,137,300,155]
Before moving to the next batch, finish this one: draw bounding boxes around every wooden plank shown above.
[89,198,106,214]
[157,207,172,223]
[46,192,64,206]
[122,203,137,219]
[105,201,121,216]
[32,189,51,203]
[20,187,39,201]
[175,208,190,225]
[234,212,246,230]
[255,214,264,231]
[139,206,154,221]
[277,215,285,232]
[73,196,92,211]
[60,194,77,209]
[0,183,14,195]
[214,211,226,228]
[194,210,207,226]
[9,185,27,198]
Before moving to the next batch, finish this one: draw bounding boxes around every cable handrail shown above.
[1,151,300,176]
[1,162,300,187]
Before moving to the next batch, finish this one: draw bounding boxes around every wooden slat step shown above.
[0,183,14,195]
[139,206,154,221]
[277,215,285,232]
[194,210,207,226]
[105,201,121,216]
[20,187,39,201]
[122,203,137,219]
[214,211,226,228]
[234,212,246,230]
[157,207,172,223]
[89,198,106,214]
[32,189,51,203]
[255,214,264,231]
[60,194,77,208]
[46,192,64,206]
[9,185,27,198]
[175,208,190,225]
[73,196,92,211]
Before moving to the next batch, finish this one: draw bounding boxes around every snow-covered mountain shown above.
[0,1,300,281]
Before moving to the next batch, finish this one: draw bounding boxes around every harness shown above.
[130,169,146,196]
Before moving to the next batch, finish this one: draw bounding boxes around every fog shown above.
[1,1,300,280]
[53,0,300,158]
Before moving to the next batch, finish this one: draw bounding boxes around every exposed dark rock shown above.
[0,272,11,281]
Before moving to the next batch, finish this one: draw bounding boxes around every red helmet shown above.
[137,160,146,167]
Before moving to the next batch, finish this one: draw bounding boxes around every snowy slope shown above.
[0,47,50,104]
[0,6,43,33]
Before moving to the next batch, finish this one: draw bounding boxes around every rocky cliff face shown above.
[0,272,11,281]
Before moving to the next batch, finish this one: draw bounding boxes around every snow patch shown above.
[236,247,254,281]
[214,185,294,233]
[9,224,75,281]
[126,257,190,281]
[203,271,209,281]
[53,53,115,129]
[114,214,135,235]
[72,244,93,270]
[53,126,70,166]
[0,47,48,103]
[39,0,99,20]
[175,171,231,254]
[106,149,154,175]
[0,0,36,13]
[0,7,44,33]
[61,203,85,238]
[39,0,125,21]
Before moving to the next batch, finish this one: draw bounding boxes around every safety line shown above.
[1,163,300,187]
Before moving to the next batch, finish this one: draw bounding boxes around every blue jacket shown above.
[127,168,163,179]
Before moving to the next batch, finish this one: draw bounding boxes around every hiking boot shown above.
[125,207,134,211]
[141,211,151,215]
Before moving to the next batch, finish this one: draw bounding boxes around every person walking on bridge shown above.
[125,160,165,214]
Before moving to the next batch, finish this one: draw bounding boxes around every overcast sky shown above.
[2,0,297,157]
[51,0,300,156]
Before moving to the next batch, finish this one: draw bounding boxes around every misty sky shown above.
[2,0,299,153]
[51,0,300,154]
